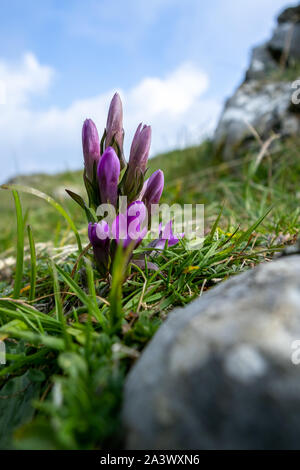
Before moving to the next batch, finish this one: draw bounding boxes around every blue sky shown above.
[0,0,295,181]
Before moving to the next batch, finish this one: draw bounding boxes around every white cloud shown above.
[0,52,54,107]
[0,53,220,182]
[127,63,209,116]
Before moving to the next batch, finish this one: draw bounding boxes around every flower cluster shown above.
[68,93,181,276]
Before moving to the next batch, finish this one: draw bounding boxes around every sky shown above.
[0,0,296,182]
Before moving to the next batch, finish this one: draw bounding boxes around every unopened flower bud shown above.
[82,119,100,181]
[97,147,120,207]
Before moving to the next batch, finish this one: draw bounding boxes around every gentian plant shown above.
[66,93,182,277]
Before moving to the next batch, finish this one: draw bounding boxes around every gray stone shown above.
[277,5,300,23]
[123,256,300,449]
[214,80,299,159]
[268,22,300,61]
[246,45,278,81]
[214,4,300,159]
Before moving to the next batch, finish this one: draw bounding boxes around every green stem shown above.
[12,190,24,299]
[27,225,37,301]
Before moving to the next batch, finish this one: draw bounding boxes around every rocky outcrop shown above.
[123,255,300,449]
[272,5,300,61]
[214,4,300,159]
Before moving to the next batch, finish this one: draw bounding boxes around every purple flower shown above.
[141,169,164,214]
[126,201,148,246]
[105,93,124,156]
[97,147,120,207]
[82,119,100,181]
[128,123,151,175]
[112,201,147,249]
[152,220,183,250]
[88,221,110,273]
[123,124,152,201]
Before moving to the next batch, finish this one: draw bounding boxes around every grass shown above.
[0,135,299,449]
[11,191,24,299]
[268,59,300,83]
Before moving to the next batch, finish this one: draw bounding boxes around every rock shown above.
[277,5,300,24]
[268,22,300,62]
[123,255,300,449]
[214,81,299,159]
[246,45,278,81]
[214,4,300,160]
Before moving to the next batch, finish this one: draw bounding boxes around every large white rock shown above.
[123,255,300,449]
[214,80,299,159]
[214,5,300,159]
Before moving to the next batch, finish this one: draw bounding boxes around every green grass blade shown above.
[55,264,106,327]
[50,260,72,349]
[0,327,65,351]
[84,259,95,359]
[27,225,37,301]
[0,305,61,332]
[234,206,273,246]
[109,244,128,333]
[50,260,64,323]
[85,258,99,313]
[206,203,224,243]
[1,184,82,252]
[12,190,24,299]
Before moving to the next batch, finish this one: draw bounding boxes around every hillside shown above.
[1,135,299,253]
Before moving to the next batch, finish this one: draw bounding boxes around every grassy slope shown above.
[0,135,299,449]
[1,137,299,250]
